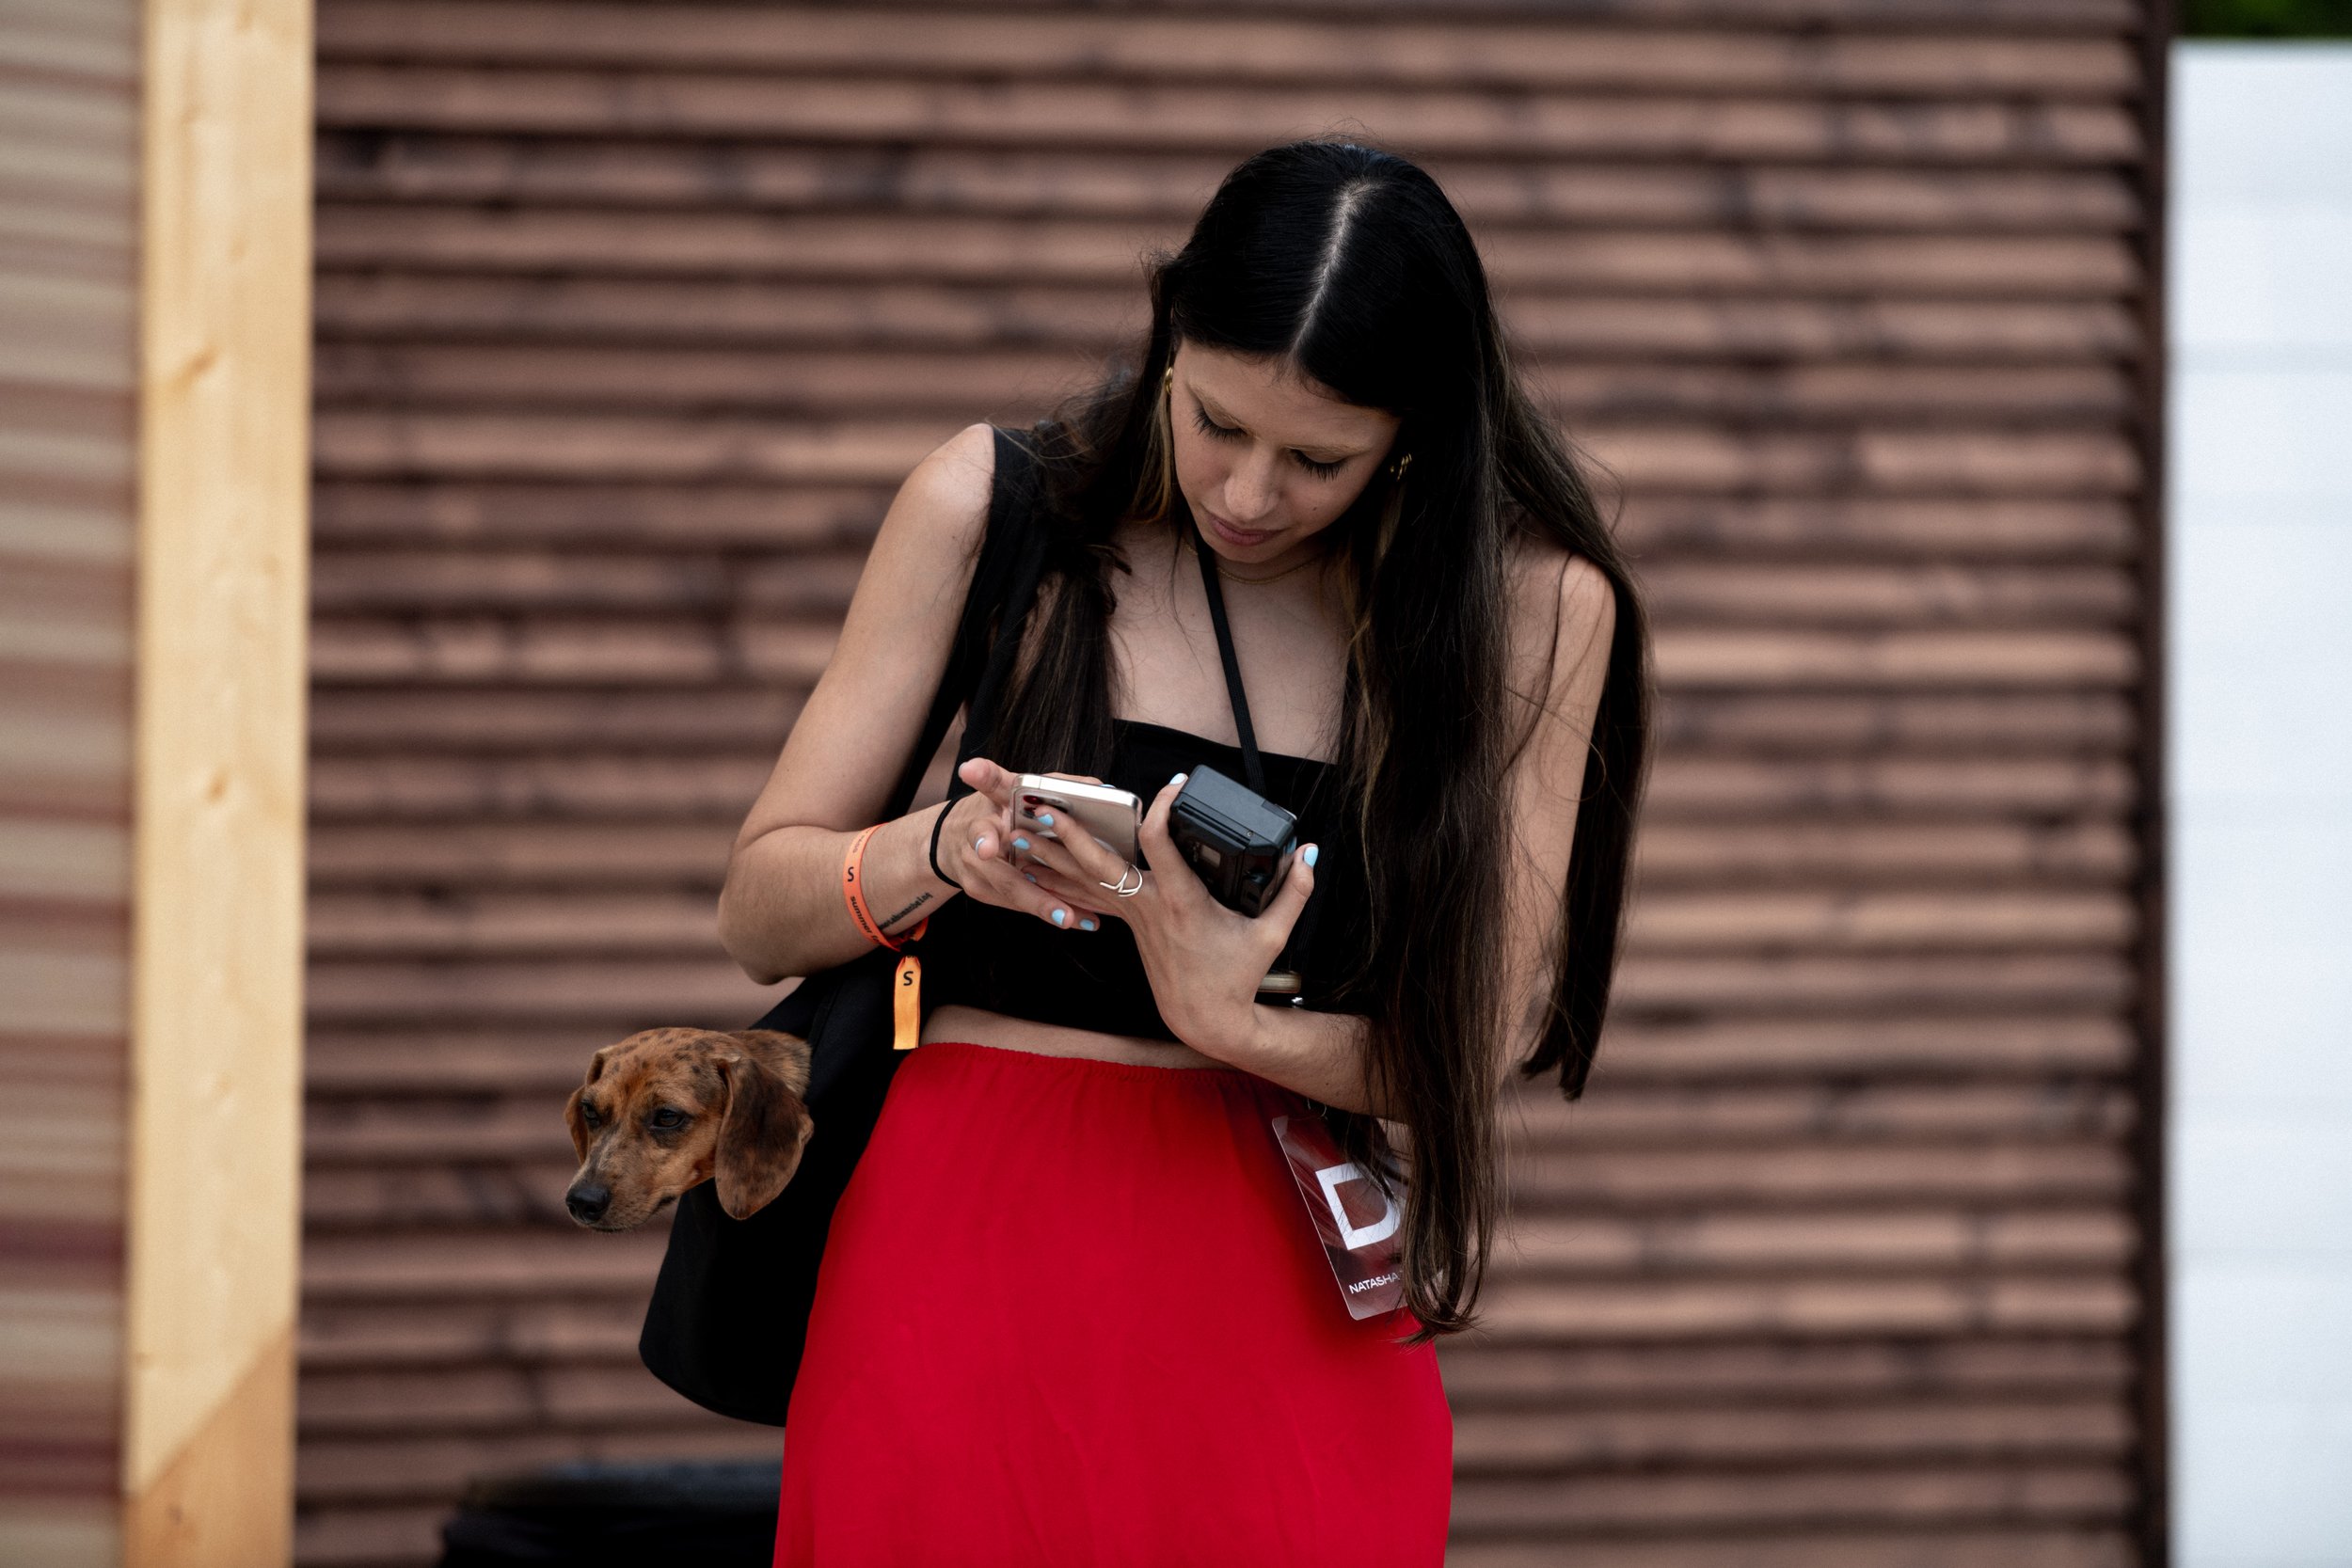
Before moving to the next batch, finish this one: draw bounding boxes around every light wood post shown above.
[120,0,312,1561]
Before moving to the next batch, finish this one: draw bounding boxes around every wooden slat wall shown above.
[0,3,138,1561]
[301,3,2163,1562]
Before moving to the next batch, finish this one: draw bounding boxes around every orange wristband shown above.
[842,823,910,951]
[845,824,930,1050]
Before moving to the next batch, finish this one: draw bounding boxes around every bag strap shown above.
[955,432,1048,769]
[882,426,1047,819]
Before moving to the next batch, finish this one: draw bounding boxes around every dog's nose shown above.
[566,1182,611,1226]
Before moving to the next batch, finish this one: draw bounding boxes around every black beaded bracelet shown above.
[926,798,962,891]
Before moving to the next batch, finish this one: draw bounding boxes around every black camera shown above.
[1168,766,1297,916]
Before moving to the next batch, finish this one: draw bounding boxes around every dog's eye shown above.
[649,1108,688,1132]
[579,1104,600,1127]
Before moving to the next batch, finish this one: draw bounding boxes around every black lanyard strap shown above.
[1192,528,1327,999]
[1192,530,1269,796]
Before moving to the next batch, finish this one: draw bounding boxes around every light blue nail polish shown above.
[1012,836,1030,851]
[1037,812,1055,828]
[1079,917,1098,932]
[1169,772,1186,787]
[1051,909,1068,927]
[1303,845,1319,868]
[1023,873,1037,884]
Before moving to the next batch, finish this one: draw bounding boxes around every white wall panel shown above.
[2169,41,2352,1568]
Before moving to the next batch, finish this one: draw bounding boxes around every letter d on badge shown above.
[1314,1162,1402,1251]
[1272,1116,1407,1320]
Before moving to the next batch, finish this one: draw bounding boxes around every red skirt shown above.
[773,1040,1453,1566]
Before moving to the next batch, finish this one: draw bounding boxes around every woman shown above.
[718,140,1648,1566]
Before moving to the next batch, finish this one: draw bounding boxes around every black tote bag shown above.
[639,428,1045,1426]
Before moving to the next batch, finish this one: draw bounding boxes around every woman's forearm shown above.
[1225,1004,1393,1117]
[718,801,957,984]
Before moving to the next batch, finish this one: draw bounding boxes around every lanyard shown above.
[1192,530,1272,797]
[1191,530,1327,999]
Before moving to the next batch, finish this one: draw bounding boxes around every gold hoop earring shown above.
[1131,364,1177,523]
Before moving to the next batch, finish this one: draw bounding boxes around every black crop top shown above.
[919,717,1374,1040]
[908,719,1374,1043]
[916,438,1374,1041]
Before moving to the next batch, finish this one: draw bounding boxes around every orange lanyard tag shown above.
[891,918,928,1051]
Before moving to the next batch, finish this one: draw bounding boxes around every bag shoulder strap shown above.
[882,426,1047,817]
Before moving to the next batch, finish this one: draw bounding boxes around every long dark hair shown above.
[990,140,1650,1336]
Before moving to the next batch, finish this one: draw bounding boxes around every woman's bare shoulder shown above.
[830,421,1001,642]
[878,421,998,569]
[1503,536,1615,699]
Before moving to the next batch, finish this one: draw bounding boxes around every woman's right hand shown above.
[940,757,1106,933]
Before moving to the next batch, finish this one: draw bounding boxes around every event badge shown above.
[1270,1115,1406,1320]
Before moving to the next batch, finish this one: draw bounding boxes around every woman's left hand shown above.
[1010,771,1318,1065]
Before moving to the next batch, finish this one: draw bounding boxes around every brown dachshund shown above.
[563,1027,815,1230]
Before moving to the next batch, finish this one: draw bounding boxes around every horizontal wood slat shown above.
[652,0,2143,26]
[1448,1463,2134,1528]
[313,209,2142,294]
[311,347,2139,424]
[314,277,2144,361]
[596,0,2143,24]
[315,70,2144,165]
[300,0,2161,1561]
[318,5,2141,99]
[315,141,2144,233]
[307,412,2143,495]
[307,484,2140,561]
[1450,1536,2136,1568]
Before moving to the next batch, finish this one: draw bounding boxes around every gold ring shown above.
[1098,864,1145,897]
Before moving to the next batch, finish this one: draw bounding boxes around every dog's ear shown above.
[726,1030,811,1097]
[564,1045,615,1161]
[712,1050,813,1220]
